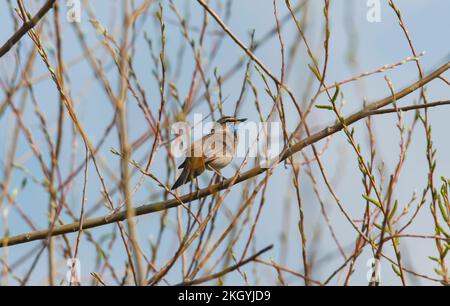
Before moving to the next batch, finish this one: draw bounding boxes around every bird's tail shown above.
[171,167,191,190]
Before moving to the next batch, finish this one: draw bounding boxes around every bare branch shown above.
[1,60,448,249]
[0,0,56,58]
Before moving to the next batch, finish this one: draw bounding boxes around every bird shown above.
[171,116,247,190]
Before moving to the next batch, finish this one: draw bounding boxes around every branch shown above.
[0,0,56,58]
[174,245,273,286]
[366,100,450,116]
[0,60,448,248]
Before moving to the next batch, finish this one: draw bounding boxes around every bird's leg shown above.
[195,177,201,196]
[213,173,221,184]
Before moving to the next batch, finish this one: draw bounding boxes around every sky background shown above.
[0,0,449,285]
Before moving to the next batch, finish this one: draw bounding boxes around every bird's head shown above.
[216,116,247,125]
[212,116,247,135]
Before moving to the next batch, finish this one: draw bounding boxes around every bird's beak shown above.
[235,118,247,123]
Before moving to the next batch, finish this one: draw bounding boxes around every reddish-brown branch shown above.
[0,0,57,58]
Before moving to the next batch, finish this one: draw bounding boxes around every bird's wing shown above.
[203,132,235,163]
[178,133,213,168]
[183,131,234,164]
[189,135,209,158]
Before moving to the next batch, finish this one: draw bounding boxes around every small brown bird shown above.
[171,116,247,190]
